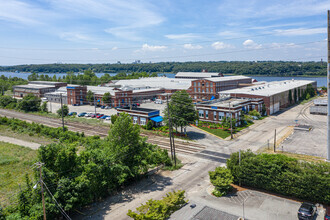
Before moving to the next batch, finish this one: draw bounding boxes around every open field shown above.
[0,141,37,206]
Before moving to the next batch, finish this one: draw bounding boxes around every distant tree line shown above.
[0,61,327,76]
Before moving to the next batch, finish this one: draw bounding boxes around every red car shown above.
[136,103,140,106]
[96,114,104,119]
[90,114,96,118]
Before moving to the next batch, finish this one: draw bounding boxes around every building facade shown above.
[116,107,163,126]
[175,72,223,79]
[66,85,87,105]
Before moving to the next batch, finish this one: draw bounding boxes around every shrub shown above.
[248,109,261,117]
[110,114,118,124]
[57,104,69,117]
[127,190,187,219]
[209,167,233,197]
[146,120,153,130]
[227,151,330,204]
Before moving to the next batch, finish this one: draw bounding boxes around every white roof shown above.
[205,75,251,82]
[115,77,193,90]
[87,86,117,96]
[14,84,56,89]
[175,72,220,78]
[220,80,315,97]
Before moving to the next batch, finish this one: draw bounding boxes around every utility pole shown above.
[239,149,241,187]
[166,94,174,161]
[94,94,96,114]
[274,129,276,152]
[327,10,330,161]
[60,94,64,132]
[229,101,233,139]
[34,162,46,220]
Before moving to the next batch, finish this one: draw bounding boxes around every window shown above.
[214,111,217,120]
[206,88,209,92]
[205,110,209,119]
[219,112,224,120]
[80,90,82,95]
[202,89,204,93]
[199,110,204,118]
[70,91,72,95]
[140,117,146,125]
[198,82,200,86]
[198,88,201,92]
[194,82,196,86]
[202,83,204,86]
[206,82,209,87]
[211,88,213,93]
[194,88,197,92]
[133,116,138,124]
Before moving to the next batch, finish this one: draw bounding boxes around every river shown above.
[0,72,326,87]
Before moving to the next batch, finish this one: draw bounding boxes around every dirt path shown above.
[0,135,41,149]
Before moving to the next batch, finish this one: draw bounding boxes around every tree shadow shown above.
[186,130,206,140]
[72,173,173,219]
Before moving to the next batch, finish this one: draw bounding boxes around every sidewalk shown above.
[0,135,41,149]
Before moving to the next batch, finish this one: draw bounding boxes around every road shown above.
[0,101,324,219]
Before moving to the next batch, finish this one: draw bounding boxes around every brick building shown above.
[175,71,223,79]
[117,107,163,126]
[13,81,67,98]
[67,85,87,105]
[188,75,253,101]
[196,97,263,126]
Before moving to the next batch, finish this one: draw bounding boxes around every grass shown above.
[197,126,231,139]
[0,125,54,145]
[299,96,318,105]
[163,157,183,171]
[0,141,37,206]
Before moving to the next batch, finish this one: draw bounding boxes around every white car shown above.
[85,113,92,117]
[105,116,111,120]
[105,106,111,109]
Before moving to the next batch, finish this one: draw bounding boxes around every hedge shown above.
[227,151,330,205]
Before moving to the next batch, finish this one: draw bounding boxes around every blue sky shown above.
[0,0,328,65]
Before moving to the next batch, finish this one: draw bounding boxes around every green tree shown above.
[0,95,17,108]
[40,101,48,113]
[57,104,69,117]
[110,114,118,124]
[163,90,197,133]
[102,92,111,106]
[86,90,94,105]
[209,167,233,197]
[16,94,41,112]
[298,88,301,100]
[261,104,267,116]
[146,120,153,130]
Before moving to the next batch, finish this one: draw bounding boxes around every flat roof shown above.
[132,88,163,93]
[175,72,220,77]
[198,97,261,108]
[29,81,66,85]
[117,107,159,113]
[220,79,316,97]
[86,86,117,96]
[115,77,193,90]
[14,84,56,89]
[204,75,251,82]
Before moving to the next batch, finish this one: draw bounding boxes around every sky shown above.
[0,0,329,65]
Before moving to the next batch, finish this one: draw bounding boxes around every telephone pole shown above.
[166,94,174,161]
[34,162,46,220]
[274,129,277,152]
[327,10,330,161]
[93,94,96,114]
[60,94,64,132]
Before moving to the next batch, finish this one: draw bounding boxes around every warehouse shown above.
[13,81,67,98]
[196,97,263,126]
[175,71,223,79]
[220,80,317,115]
[188,75,253,101]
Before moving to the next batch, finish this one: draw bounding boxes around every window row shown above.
[194,88,214,93]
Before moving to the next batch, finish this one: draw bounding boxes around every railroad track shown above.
[0,109,205,155]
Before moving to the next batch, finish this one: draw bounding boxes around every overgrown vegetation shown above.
[0,94,41,112]
[1,113,171,219]
[0,75,27,94]
[127,190,187,220]
[226,151,330,204]
[1,61,326,76]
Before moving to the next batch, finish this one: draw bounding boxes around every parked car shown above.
[298,202,317,220]
[91,114,96,118]
[136,103,140,106]
[105,116,111,120]
[132,104,137,107]
[155,99,162,104]
[325,206,330,220]
[105,106,111,109]
[100,106,105,109]
[100,115,108,119]
[85,113,92,117]
[96,114,104,119]
[78,112,86,117]
[68,112,77,116]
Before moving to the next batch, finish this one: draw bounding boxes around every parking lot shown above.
[47,100,167,118]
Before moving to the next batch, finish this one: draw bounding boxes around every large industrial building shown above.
[187,75,253,101]
[13,81,67,98]
[220,80,317,115]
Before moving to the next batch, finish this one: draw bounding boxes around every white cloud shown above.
[59,32,91,42]
[274,28,326,36]
[165,33,200,40]
[270,42,300,49]
[112,47,118,51]
[141,44,167,51]
[243,39,262,49]
[183,44,202,50]
[211,41,233,50]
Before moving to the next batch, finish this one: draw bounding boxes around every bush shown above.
[248,109,261,117]
[146,120,153,130]
[227,151,330,204]
[56,104,69,117]
[127,190,187,219]
[209,167,233,197]
[110,114,118,124]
